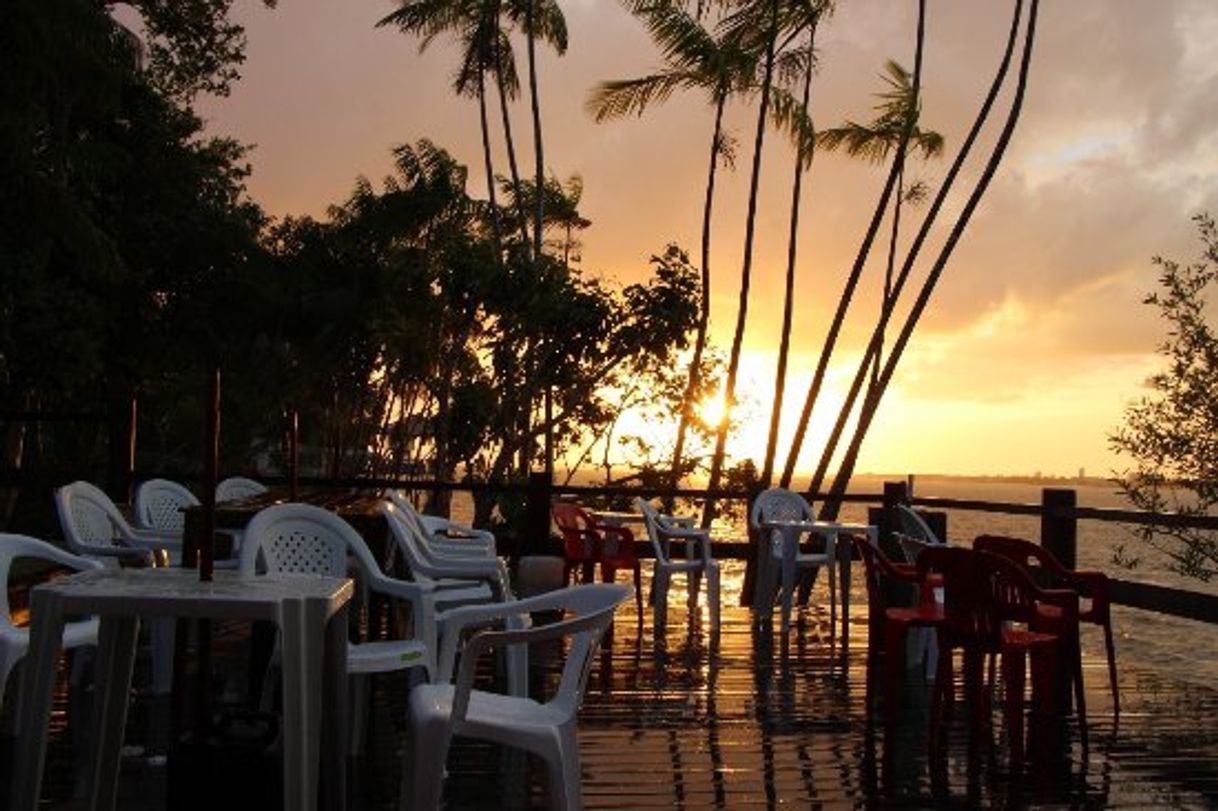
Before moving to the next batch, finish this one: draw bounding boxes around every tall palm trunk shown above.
[478,69,503,255]
[762,20,817,487]
[493,20,530,247]
[702,0,780,528]
[526,0,544,265]
[806,0,1025,505]
[669,93,726,490]
[873,166,903,388]
[777,3,925,492]
[820,0,1039,519]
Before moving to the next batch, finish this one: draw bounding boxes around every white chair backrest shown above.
[0,534,102,631]
[382,501,443,582]
[216,476,268,503]
[240,502,380,577]
[55,480,129,556]
[451,583,630,721]
[134,478,199,534]
[631,498,670,561]
[750,488,814,527]
[897,504,942,545]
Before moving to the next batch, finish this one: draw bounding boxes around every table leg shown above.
[321,601,349,811]
[780,529,796,638]
[840,541,852,647]
[86,616,140,811]
[279,599,310,811]
[11,590,64,811]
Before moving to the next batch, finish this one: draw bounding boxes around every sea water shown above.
[448,476,1218,686]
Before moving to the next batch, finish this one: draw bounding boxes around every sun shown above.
[698,392,728,428]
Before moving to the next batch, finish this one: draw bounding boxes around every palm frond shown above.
[586,70,699,121]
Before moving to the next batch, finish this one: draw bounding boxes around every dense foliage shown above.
[0,0,706,534]
[1111,214,1218,581]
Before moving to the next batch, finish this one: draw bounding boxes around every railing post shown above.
[1041,488,1077,569]
[740,485,763,608]
[107,390,137,504]
[523,470,554,558]
[880,480,908,553]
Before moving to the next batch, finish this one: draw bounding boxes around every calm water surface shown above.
[453,475,1218,687]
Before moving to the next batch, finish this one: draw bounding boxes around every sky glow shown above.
[187,0,1218,479]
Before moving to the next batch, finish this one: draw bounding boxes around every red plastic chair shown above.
[921,546,1083,766]
[550,502,643,616]
[853,536,945,716]
[974,534,1118,718]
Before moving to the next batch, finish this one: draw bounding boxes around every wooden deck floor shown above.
[6,561,1218,809]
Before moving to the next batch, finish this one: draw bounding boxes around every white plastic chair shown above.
[386,489,496,557]
[54,480,182,566]
[405,583,631,811]
[897,503,942,545]
[748,488,838,637]
[54,480,180,693]
[0,534,102,719]
[241,502,436,752]
[632,498,721,635]
[133,478,198,537]
[382,501,527,697]
[215,476,268,503]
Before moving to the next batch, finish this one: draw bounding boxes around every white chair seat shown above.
[406,583,630,811]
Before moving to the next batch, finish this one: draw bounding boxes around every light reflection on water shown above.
[452,476,1218,687]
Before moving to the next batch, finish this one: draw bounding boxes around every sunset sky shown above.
[185,0,1218,480]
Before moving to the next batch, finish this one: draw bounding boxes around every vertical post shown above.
[200,369,219,582]
[523,470,553,558]
[288,409,299,500]
[1041,488,1077,569]
[880,480,908,552]
[107,391,137,504]
[740,485,764,607]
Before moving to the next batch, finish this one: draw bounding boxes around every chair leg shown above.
[706,564,721,633]
[632,566,644,622]
[688,569,702,610]
[883,622,907,717]
[928,643,953,762]
[654,570,670,639]
[348,674,369,756]
[1103,620,1119,719]
[406,715,451,811]
[546,724,584,811]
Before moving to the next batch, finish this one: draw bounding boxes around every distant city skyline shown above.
[178,0,1218,477]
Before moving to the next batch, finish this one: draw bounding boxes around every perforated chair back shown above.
[241,502,380,577]
[133,478,199,535]
[55,481,132,558]
[216,476,268,503]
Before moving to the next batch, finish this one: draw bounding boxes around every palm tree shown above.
[778,1,932,492]
[819,0,1040,518]
[760,0,833,488]
[815,59,944,385]
[378,0,507,252]
[587,0,756,490]
[701,0,784,527]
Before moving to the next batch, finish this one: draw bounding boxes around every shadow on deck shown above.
[5,561,1218,809]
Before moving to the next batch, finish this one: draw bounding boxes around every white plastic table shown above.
[12,568,353,811]
[756,519,877,644]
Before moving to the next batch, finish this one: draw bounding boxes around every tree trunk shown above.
[806,0,1025,505]
[526,0,545,265]
[494,17,531,248]
[820,0,1039,520]
[702,0,780,528]
[762,20,817,488]
[777,0,925,492]
[478,70,503,257]
[669,94,725,492]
